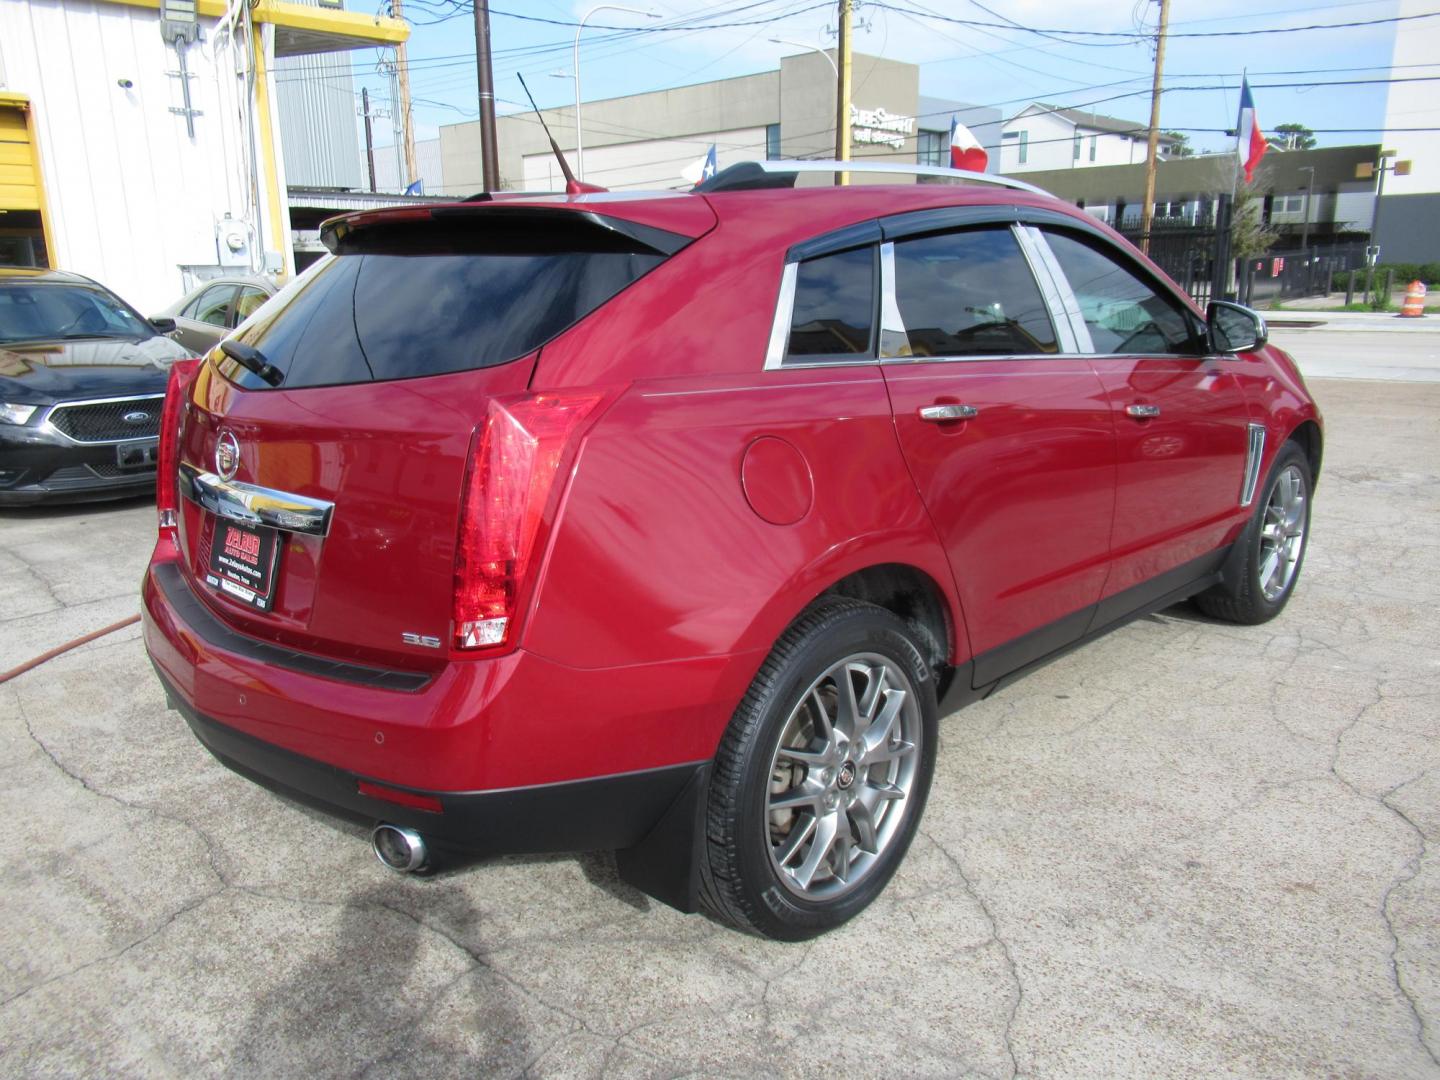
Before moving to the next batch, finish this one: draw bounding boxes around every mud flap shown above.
[614,763,711,913]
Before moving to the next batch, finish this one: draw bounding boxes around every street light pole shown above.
[1297,164,1315,256]
[769,38,838,78]
[573,5,658,181]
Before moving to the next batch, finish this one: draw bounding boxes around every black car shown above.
[0,268,193,505]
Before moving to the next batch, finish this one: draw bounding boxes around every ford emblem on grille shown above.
[123,410,152,424]
[215,431,240,481]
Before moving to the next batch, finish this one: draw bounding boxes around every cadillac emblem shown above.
[215,431,240,480]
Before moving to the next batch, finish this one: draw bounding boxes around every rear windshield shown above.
[222,222,666,389]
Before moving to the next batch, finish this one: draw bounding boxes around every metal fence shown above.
[1238,242,1369,305]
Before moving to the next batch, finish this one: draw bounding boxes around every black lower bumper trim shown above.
[156,662,705,855]
[153,562,432,692]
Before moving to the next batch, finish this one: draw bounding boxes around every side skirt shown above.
[938,546,1230,715]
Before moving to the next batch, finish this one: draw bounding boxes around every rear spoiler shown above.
[320,205,694,257]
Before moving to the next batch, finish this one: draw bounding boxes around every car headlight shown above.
[0,402,38,426]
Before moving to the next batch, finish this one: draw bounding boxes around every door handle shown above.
[918,404,979,422]
[1125,403,1161,419]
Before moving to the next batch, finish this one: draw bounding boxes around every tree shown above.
[1162,131,1194,158]
[1269,123,1316,151]
[1232,183,1277,261]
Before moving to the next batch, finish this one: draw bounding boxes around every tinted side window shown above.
[232,287,269,325]
[1042,230,1199,356]
[190,286,234,327]
[785,246,874,360]
[890,227,1057,358]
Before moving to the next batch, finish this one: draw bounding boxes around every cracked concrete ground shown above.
[1,377,1437,1078]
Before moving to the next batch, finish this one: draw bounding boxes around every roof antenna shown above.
[516,72,606,196]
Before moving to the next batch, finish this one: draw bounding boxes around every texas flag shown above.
[949,116,989,172]
[1236,77,1267,183]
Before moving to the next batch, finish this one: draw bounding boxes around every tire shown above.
[1196,440,1312,625]
[699,600,938,940]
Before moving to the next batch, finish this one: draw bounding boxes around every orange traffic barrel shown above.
[1401,280,1427,317]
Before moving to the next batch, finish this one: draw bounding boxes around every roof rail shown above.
[694,160,1049,196]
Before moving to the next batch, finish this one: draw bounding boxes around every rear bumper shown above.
[142,550,754,851]
[153,659,702,854]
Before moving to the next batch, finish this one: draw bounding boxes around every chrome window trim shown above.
[179,463,335,537]
[1240,423,1267,507]
[41,393,167,445]
[878,242,910,360]
[1011,224,1081,355]
[1019,225,1095,353]
[763,261,800,371]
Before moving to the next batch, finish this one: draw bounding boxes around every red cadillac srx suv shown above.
[142,162,1321,939]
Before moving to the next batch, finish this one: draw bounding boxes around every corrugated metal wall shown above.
[0,0,258,310]
[274,0,363,190]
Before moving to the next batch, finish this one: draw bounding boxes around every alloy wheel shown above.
[1258,464,1307,601]
[765,653,922,900]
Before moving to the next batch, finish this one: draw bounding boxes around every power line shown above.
[870,2,1440,40]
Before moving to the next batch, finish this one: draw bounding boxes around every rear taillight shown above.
[453,392,603,650]
[156,358,202,532]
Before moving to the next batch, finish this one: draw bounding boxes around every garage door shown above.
[0,103,42,212]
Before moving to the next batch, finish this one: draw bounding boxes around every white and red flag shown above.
[949,116,989,172]
[1236,77,1267,183]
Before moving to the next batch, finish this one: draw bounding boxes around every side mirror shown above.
[1206,301,1267,353]
[149,316,178,334]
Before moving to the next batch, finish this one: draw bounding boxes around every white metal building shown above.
[0,0,406,311]
[1000,103,1180,174]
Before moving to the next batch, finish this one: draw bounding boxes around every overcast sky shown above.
[344,0,1413,161]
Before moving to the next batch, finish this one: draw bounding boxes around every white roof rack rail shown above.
[695,159,1049,197]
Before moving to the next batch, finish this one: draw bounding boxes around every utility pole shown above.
[392,0,419,189]
[1138,0,1171,254]
[474,0,500,191]
[834,0,852,184]
[361,87,377,193]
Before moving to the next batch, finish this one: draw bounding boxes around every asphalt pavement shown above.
[1,368,1437,1077]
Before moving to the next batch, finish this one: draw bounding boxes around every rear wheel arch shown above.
[809,563,956,689]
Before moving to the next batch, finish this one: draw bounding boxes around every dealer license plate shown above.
[205,517,280,611]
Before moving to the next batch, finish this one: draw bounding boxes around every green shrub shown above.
[1379,262,1440,286]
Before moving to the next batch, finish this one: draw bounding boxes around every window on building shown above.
[785,247,874,360]
[917,130,945,167]
[889,227,1058,358]
[1042,229,1199,356]
[1276,194,1304,214]
[1073,133,1082,161]
[766,123,781,160]
[1018,130,1028,164]
[1089,135,1097,162]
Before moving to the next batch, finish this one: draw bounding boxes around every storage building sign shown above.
[850,106,915,150]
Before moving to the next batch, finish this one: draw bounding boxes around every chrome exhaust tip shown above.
[370,823,429,873]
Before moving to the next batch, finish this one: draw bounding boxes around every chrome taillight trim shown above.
[179,464,335,537]
[1240,422,1267,507]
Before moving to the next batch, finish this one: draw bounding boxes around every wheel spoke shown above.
[772,812,817,867]
[864,738,915,765]
[791,812,840,889]
[848,796,880,853]
[1258,549,1281,594]
[860,689,905,759]
[830,826,855,883]
[775,745,829,768]
[770,786,823,813]
[835,666,862,738]
[808,688,834,742]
